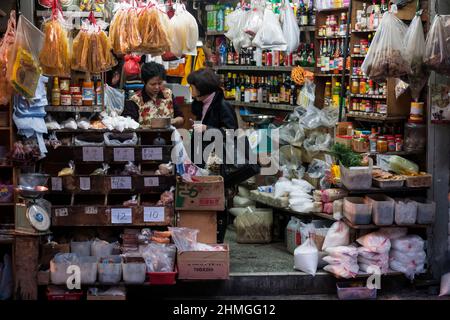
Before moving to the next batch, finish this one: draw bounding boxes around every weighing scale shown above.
[15,174,51,235]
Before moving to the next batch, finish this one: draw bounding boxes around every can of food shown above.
[72,94,83,106]
[61,93,72,106]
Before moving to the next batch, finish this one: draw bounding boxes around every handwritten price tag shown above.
[111,177,132,190]
[79,177,91,191]
[83,147,104,162]
[144,177,159,187]
[142,147,163,161]
[85,207,98,215]
[113,148,135,162]
[55,208,68,217]
[51,177,62,191]
[111,208,132,224]
[143,207,165,223]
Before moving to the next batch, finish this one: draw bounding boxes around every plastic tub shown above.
[415,200,436,224]
[122,257,146,284]
[91,239,114,258]
[336,282,377,300]
[394,200,417,225]
[50,259,72,285]
[340,160,373,191]
[343,197,372,225]
[80,256,98,284]
[98,256,122,284]
[405,175,432,188]
[372,177,405,189]
[146,267,178,286]
[366,194,394,226]
[71,241,91,257]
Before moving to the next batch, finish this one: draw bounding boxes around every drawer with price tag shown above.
[133,206,174,226]
[52,206,108,226]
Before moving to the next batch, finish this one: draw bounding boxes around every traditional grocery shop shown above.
[0,0,450,301]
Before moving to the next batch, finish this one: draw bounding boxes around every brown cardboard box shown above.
[175,176,225,211]
[177,244,229,280]
[177,211,217,244]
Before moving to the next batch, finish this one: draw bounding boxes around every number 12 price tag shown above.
[111,208,132,224]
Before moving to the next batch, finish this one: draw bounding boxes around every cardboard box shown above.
[177,211,217,244]
[177,244,229,280]
[176,176,225,211]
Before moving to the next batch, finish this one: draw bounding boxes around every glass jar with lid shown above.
[376,136,388,153]
[404,122,426,153]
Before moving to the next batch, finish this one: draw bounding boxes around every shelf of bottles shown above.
[213,65,314,73]
[346,113,407,123]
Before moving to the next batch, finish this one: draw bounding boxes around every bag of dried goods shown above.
[403,12,429,100]
[137,5,171,55]
[322,221,350,251]
[109,6,142,55]
[361,5,410,82]
[294,238,319,276]
[39,6,72,77]
[357,232,391,254]
[252,7,287,51]
[170,3,199,57]
[0,11,16,105]
[424,15,450,75]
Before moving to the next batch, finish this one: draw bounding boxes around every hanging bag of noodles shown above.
[109,2,142,55]
[39,0,72,77]
[137,3,171,55]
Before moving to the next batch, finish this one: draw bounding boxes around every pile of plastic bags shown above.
[356,232,391,274]
[323,246,359,279]
[389,235,426,279]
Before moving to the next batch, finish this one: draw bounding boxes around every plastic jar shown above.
[82,81,94,106]
[359,78,367,95]
[404,122,426,153]
[377,136,388,153]
[351,78,359,94]
[70,85,81,95]
[387,135,396,152]
[353,44,361,55]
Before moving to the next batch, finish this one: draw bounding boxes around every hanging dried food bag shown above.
[225,4,251,52]
[0,11,16,105]
[170,2,199,57]
[7,15,44,99]
[109,6,142,55]
[424,15,450,76]
[137,5,171,55]
[252,7,287,51]
[361,6,410,83]
[404,12,429,100]
[39,3,72,77]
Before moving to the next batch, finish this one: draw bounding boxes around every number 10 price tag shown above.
[144,207,165,223]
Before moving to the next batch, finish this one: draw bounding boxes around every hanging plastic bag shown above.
[361,6,410,82]
[109,5,142,55]
[424,15,450,76]
[243,1,265,38]
[322,221,350,251]
[104,84,124,115]
[404,12,429,100]
[252,7,287,51]
[294,238,319,276]
[124,54,141,77]
[137,5,171,55]
[170,2,199,57]
[0,10,16,105]
[297,79,316,109]
[281,0,300,53]
[279,122,305,147]
[39,2,72,77]
[7,15,44,99]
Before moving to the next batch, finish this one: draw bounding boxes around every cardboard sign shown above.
[144,177,159,187]
[85,207,98,215]
[111,177,132,190]
[113,148,135,162]
[83,147,104,162]
[51,177,62,191]
[142,147,163,160]
[143,207,165,222]
[175,176,225,211]
[111,208,132,224]
[79,177,91,191]
[55,208,68,217]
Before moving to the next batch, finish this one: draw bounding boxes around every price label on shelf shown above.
[143,207,165,223]
[113,148,135,162]
[111,208,132,224]
[111,177,132,190]
[142,147,163,161]
[85,207,98,215]
[55,208,68,217]
[79,177,91,191]
[144,177,159,187]
[82,147,104,162]
[51,177,62,191]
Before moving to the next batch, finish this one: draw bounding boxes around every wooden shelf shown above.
[206,30,225,36]
[351,29,376,34]
[343,218,430,230]
[317,7,349,13]
[45,106,103,113]
[0,203,14,206]
[0,237,14,245]
[316,35,347,40]
[315,73,350,77]
[0,127,11,130]
[228,101,295,112]
[346,113,407,122]
[36,10,103,18]
[351,54,367,58]
[47,128,174,134]
[342,186,429,195]
[299,25,316,32]
[213,65,314,72]
[350,94,387,99]
[312,212,336,221]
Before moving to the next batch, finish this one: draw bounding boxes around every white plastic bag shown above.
[326,245,359,258]
[323,254,357,266]
[391,235,424,252]
[244,1,265,38]
[390,249,426,265]
[225,5,251,52]
[274,179,294,198]
[170,3,199,56]
[294,238,318,276]
[322,221,350,251]
[291,178,315,193]
[281,0,300,53]
[356,232,391,254]
[424,15,450,75]
[323,263,359,279]
[361,7,410,82]
[290,201,314,213]
[439,272,450,296]
[252,8,287,51]
[104,85,124,115]
[389,258,424,279]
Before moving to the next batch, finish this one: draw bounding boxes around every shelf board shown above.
[213,65,314,72]
[312,212,336,221]
[315,73,350,77]
[36,10,103,18]
[346,113,407,122]
[351,54,367,58]
[342,186,429,195]
[317,7,349,13]
[0,237,14,244]
[343,218,430,230]
[0,203,14,206]
[47,128,174,134]
[228,101,295,111]
[351,29,377,34]
[316,35,348,40]
[299,25,316,32]
[350,94,387,99]
[368,151,422,156]
[45,106,103,113]
[0,127,11,130]
[206,30,225,36]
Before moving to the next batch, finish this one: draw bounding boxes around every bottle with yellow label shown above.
[51,77,61,106]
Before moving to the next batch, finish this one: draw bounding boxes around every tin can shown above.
[61,93,72,106]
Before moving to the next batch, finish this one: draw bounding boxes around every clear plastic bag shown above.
[281,0,300,53]
[297,79,316,109]
[404,13,429,100]
[307,159,329,179]
[323,263,359,279]
[7,15,44,99]
[294,238,319,276]
[137,5,171,55]
[0,10,16,105]
[170,3,199,56]
[424,15,450,75]
[356,232,391,254]
[322,221,350,251]
[244,1,265,38]
[109,5,142,55]
[141,243,176,272]
[252,7,287,51]
[279,122,305,147]
[361,7,410,82]
[168,227,199,252]
[225,4,251,52]
[235,207,273,244]
[303,132,333,153]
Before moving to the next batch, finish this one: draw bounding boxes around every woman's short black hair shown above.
[187,68,221,96]
[141,62,166,84]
